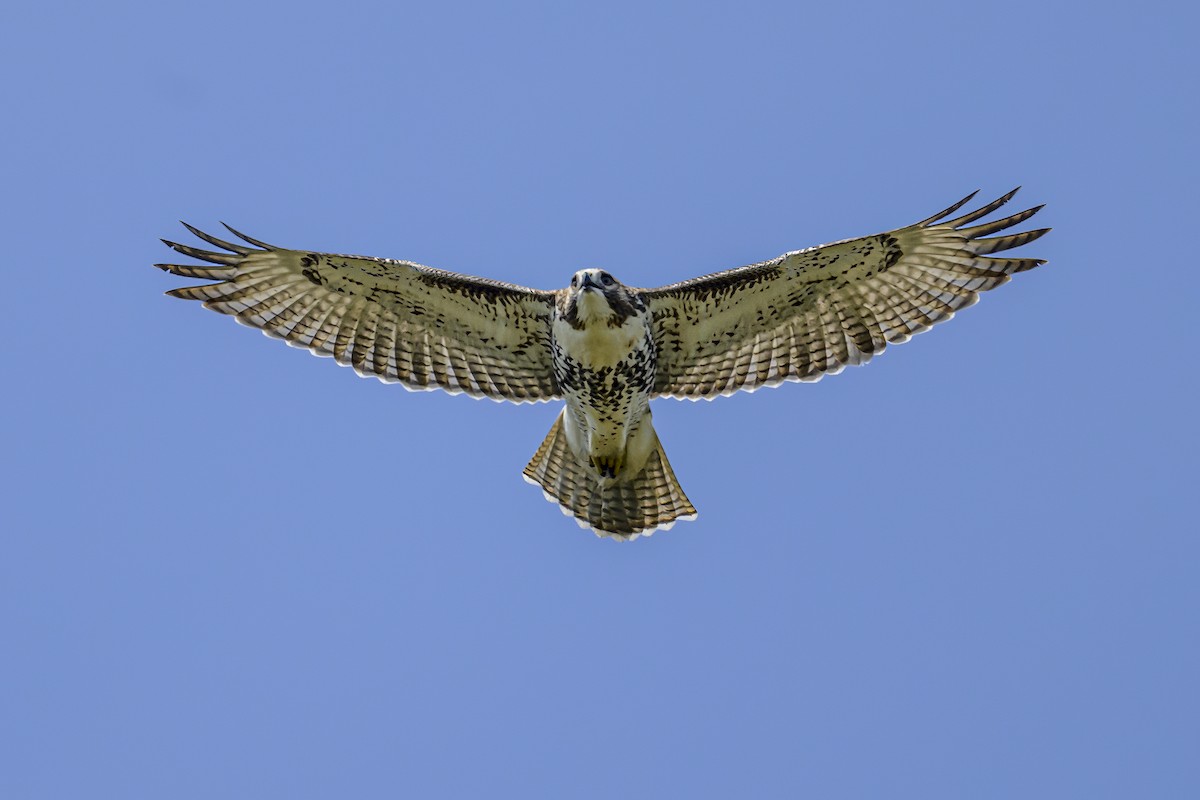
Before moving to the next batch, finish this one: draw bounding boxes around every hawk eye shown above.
[600,273,613,286]
[571,275,579,286]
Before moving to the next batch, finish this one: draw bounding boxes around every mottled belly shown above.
[552,329,657,479]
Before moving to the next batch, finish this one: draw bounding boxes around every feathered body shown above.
[156,189,1049,540]
[528,270,696,535]
[551,270,655,480]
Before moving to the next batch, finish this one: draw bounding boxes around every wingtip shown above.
[917,189,983,226]
[219,222,275,250]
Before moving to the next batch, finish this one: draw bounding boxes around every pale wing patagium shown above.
[643,189,1050,399]
[157,225,560,403]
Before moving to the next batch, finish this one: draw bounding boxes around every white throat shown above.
[554,291,645,368]
[574,288,613,325]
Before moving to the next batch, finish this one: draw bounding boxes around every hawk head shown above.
[558,269,646,329]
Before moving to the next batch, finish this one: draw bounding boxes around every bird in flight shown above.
[158,189,1049,540]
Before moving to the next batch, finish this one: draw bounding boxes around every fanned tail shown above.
[522,412,697,540]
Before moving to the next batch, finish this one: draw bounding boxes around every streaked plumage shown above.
[157,189,1049,540]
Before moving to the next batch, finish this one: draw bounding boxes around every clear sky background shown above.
[3,1,1196,797]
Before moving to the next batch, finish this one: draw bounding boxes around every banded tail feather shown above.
[523,411,696,540]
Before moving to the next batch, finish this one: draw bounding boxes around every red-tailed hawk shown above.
[158,189,1049,540]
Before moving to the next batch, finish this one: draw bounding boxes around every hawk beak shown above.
[579,273,599,290]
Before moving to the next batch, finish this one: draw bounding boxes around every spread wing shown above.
[157,225,560,403]
[642,189,1050,399]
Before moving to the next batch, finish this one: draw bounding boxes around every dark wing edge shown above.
[156,225,562,404]
[642,188,1051,400]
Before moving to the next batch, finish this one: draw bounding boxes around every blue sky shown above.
[3,1,1196,797]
